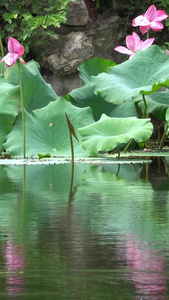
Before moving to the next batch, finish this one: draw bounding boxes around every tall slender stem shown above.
[17,61,26,158]
[142,94,147,118]
[123,138,134,153]
[147,30,150,39]
[0,36,4,74]
[65,113,78,195]
[159,125,168,149]
[157,121,165,147]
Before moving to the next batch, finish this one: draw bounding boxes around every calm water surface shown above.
[0,160,169,299]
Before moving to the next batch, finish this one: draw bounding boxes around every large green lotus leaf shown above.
[111,98,141,118]
[66,83,116,121]
[79,114,153,156]
[66,83,140,121]
[4,60,58,112]
[137,89,169,121]
[91,45,169,104]
[77,57,116,85]
[4,97,94,158]
[165,107,169,136]
[0,76,21,152]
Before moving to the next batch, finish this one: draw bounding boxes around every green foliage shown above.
[66,46,169,154]
[0,0,74,55]
[91,46,169,106]
[4,97,93,158]
[2,43,169,157]
[79,115,153,156]
[0,60,57,154]
[0,53,158,158]
[4,61,58,112]
[0,77,20,153]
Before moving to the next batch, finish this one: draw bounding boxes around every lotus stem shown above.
[17,61,26,159]
[0,36,4,74]
[142,94,147,118]
[65,113,75,194]
[123,138,134,153]
[159,124,168,149]
[147,31,150,39]
[157,121,165,147]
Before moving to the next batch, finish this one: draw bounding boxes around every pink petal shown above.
[136,40,143,51]
[166,49,169,55]
[139,25,150,34]
[114,46,133,56]
[132,15,149,26]
[132,32,140,44]
[129,53,135,59]
[141,38,155,49]
[1,53,19,67]
[150,21,164,31]
[19,58,27,65]
[126,36,136,51]
[144,5,156,22]
[154,10,168,21]
[8,37,24,56]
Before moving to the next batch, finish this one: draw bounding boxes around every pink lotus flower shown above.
[0,37,27,67]
[132,5,168,35]
[114,32,154,59]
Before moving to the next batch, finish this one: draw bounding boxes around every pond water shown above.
[0,160,169,299]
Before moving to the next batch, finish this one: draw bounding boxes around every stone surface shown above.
[66,0,89,26]
[43,72,82,96]
[42,31,93,76]
[112,0,130,12]
[37,1,126,96]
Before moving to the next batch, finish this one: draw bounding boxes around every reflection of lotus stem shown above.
[0,37,4,74]
[145,162,149,180]
[159,124,168,149]
[20,165,26,239]
[116,164,120,176]
[142,95,147,118]
[123,138,134,153]
[69,130,74,193]
[17,62,26,159]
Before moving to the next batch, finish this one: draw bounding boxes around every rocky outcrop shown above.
[43,31,94,75]
[37,0,125,96]
[66,0,89,26]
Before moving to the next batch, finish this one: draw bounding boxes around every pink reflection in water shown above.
[5,241,25,296]
[117,235,167,300]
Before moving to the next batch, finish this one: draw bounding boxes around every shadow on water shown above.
[0,159,169,299]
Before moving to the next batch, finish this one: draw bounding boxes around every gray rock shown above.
[43,72,82,96]
[66,0,89,26]
[43,31,94,75]
[36,3,125,96]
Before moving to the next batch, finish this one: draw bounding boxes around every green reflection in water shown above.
[0,161,168,299]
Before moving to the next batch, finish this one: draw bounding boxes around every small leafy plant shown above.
[0,0,74,55]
